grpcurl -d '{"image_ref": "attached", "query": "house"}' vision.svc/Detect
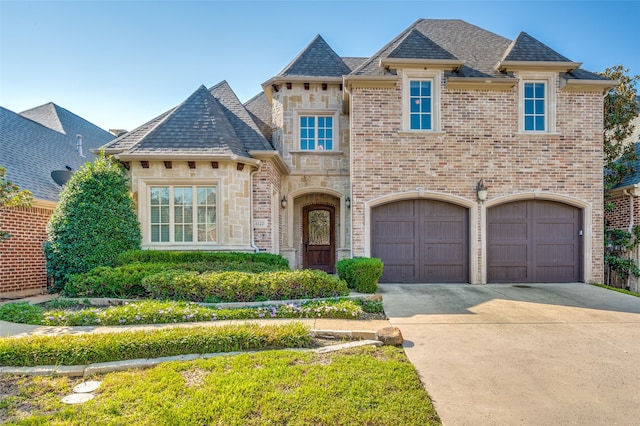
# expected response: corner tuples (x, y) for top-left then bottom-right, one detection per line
(102, 19), (614, 284)
(0, 103), (114, 296)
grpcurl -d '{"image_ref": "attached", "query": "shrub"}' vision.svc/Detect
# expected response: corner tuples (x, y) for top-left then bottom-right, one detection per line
(44, 155), (141, 290)
(143, 269), (349, 303)
(336, 258), (384, 293)
(0, 323), (313, 367)
(0, 302), (43, 324)
(115, 250), (289, 269)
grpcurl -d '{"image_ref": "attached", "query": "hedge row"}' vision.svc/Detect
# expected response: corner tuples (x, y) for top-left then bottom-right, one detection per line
(0, 323), (312, 367)
(63, 260), (288, 298)
(336, 258), (384, 293)
(115, 250), (289, 268)
(143, 270), (349, 303)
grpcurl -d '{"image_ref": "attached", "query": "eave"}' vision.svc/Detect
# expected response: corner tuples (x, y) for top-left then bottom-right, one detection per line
(446, 77), (518, 91)
(561, 78), (618, 93)
(606, 183), (640, 196)
(380, 58), (465, 71)
(248, 150), (291, 175)
(115, 152), (261, 166)
(496, 60), (582, 72)
(261, 76), (344, 104)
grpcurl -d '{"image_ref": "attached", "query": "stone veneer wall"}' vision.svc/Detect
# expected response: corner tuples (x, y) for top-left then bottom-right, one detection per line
(349, 71), (604, 283)
(0, 205), (52, 295)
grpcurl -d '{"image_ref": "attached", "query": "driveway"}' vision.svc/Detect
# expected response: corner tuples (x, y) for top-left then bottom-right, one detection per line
(379, 283), (640, 426)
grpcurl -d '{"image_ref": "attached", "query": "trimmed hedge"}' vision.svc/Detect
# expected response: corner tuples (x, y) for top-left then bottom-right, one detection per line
(63, 260), (289, 299)
(143, 269), (349, 302)
(336, 258), (384, 293)
(0, 323), (312, 367)
(115, 250), (289, 269)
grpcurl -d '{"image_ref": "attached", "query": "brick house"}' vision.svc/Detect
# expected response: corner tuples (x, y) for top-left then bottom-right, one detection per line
(102, 19), (613, 284)
(0, 104), (113, 296)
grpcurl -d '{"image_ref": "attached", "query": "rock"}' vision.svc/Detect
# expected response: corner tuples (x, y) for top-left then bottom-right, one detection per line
(61, 393), (94, 404)
(73, 381), (101, 393)
(376, 327), (403, 346)
(367, 294), (383, 302)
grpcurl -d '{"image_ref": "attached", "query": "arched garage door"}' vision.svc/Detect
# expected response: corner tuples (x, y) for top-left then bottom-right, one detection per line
(487, 200), (582, 283)
(372, 199), (469, 283)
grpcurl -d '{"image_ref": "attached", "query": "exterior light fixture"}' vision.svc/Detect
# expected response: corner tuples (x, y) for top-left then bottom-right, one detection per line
(476, 179), (488, 201)
(280, 195), (287, 209)
(346, 196), (351, 208)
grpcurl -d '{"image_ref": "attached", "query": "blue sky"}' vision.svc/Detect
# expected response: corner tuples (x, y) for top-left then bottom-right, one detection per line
(1, 0), (638, 131)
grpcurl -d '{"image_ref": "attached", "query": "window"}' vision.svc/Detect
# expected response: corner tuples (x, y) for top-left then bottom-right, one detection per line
(409, 80), (432, 130)
(300, 115), (333, 150)
(149, 185), (216, 243)
(523, 82), (546, 131)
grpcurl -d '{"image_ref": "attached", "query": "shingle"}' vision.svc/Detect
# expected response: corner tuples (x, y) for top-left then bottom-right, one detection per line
(502, 32), (572, 62)
(277, 35), (352, 78)
(387, 29), (457, 60)
(612, 142), (640, 188)
(244, 92), (273, 143)
(342, 57), (368, 72)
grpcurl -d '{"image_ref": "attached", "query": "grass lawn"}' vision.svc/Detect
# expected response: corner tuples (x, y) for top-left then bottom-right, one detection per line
(0, 346), (441, 425)
(592, 283), (640, 297)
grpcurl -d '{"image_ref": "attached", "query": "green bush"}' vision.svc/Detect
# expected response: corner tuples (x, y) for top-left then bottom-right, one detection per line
(115, 250), (289, 269)
(336, 258), (384, 293)
(44, 155), (141, 290)
(0, 323), (313, 367)
(144, 269), (349, 303)
(0, 302), (44, 324)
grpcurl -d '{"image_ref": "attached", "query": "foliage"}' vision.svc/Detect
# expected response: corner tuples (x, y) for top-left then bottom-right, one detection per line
(0, 322), (312, 367)
(0, 165), (33, 242)
(599, 65), (639, 190)
(0, 302), (43, 324)
(592, 283), (640, 298)
(63, 259), (291, 299)
(143, 269), (349, 302)
(44, 154), (141, 290)
(604, 226), (640, 280)
(115, 249), (289, 269)
(336, 257), (384, 293)
(0, 347), (441, 425)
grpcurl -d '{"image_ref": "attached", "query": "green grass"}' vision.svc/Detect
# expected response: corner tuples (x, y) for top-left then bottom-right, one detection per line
(0, 346), (441, 425)
(592, 283), (640, 297)
(0, 323), (312, 366)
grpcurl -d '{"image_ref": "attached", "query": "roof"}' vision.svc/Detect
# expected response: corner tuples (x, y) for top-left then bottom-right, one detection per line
(0, 106), (111, 202)
(612, 142), (640, 189)
(244, 92), (273, 143)
(276, 35), (352, 78)
(387, 29), (457, 60)
(103, 82), (272, 159)
(501, 32), (571, 62)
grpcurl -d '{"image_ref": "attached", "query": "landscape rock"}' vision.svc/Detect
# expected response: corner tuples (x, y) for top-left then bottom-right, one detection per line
(376, 326), (403, 346)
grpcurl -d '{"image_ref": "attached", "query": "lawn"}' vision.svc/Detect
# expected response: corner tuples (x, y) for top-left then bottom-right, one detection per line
(1, 346), (441, 425)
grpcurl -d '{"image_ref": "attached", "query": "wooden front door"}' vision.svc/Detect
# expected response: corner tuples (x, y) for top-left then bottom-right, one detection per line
(303, 205), (335, 273)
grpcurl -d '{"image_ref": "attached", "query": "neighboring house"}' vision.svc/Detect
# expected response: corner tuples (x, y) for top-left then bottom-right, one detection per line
(604, 106), (640, 291)
(0, 103), (114, 296)
(102, 19), (614, 284)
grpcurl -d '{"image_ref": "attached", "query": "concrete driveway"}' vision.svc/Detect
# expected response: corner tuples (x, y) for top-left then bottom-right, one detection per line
(379, 283), (640, 426)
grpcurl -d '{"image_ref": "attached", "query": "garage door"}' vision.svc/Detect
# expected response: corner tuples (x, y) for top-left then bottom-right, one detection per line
(372, 199), (469, 283)
(487, 200), (582, 282)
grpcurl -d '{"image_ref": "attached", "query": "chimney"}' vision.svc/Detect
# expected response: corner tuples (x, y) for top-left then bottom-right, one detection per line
(76, 134), (85, 157)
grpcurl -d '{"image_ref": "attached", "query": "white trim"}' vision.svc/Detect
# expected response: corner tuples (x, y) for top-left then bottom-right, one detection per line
(517, 72), (557, 134)
(402, 70), (442, 132)
(363, 190), (479, 284)
(294, 109), (340, 152)
(483, 192), (592, 284)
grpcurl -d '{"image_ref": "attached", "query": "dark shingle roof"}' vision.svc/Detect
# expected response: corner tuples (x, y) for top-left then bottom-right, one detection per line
(387, 28), (457, 60)
(277, 35), (352, 78)
(0, 106), (108, 201)
(502, 32), (572, 62)
(244, 92), (273, 143)
(613, 142), (640, 189)
(342, 57), (368, 72)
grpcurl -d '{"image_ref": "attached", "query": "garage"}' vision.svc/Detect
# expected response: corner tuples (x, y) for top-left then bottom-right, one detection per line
(371, 199), (469, 283)
(487, 200), (582, 282)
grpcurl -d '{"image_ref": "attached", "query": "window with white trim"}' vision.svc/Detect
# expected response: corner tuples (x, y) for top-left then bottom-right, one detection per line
(299, 115), (333, 150)
(523, 81), (546, 131)
(402, 70), (441, 132)
(149, 185), (217, 243)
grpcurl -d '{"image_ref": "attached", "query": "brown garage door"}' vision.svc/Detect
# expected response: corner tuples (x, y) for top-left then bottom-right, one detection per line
(372, 199), (469, 283)
(487, 200), (582, 283)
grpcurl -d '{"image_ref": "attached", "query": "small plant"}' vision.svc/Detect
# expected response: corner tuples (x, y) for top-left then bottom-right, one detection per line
(0, 302), (44, 324)
(336, 257), (384, 293)
(45, 297), (81, 309)
(115, 250), (289, 268)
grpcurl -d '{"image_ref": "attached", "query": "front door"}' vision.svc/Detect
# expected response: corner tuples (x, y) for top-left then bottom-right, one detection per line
(303, 205), (335, 273)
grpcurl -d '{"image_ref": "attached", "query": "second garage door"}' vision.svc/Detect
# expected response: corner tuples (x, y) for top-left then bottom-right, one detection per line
(487, 200), (582, 283)
(372, 199), (469, 283)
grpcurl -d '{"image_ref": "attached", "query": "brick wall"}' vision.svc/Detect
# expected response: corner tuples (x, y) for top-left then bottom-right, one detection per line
(252, 160), (281, 252)
(349, 71), (605, 283)
(0, 205), (53, 295)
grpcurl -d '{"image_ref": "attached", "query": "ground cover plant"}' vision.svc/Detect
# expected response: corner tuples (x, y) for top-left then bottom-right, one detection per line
(0, 323), (312, 367)
(0, 298), (383, 327)
(593, 283), (640, 297)
(0, 346), (441, 425)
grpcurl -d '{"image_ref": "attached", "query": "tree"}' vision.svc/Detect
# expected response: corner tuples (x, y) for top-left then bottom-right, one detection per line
(599, 65), (639, 189)
(44, 154), (141, 290)
(0, 166), (33, 242)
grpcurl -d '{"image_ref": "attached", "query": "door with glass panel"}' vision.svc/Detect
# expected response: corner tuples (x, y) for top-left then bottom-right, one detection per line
(302, 205), (335, 273)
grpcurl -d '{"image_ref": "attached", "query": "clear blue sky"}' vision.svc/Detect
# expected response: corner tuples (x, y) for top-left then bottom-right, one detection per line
(1, 0), (638, 132)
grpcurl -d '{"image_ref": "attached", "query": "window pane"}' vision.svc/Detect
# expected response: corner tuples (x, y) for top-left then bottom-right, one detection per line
(421, 100), (431, 113)
(525, 116), (534, 131)
(524, 83), (534, 98)
(421, 114), (432, 130)
(185, 206), (193, 223)
(534, 83), (545, 98)
(410, 114), (420, 130)
(161, 225), (169, 242)
(175, 207), (183, 223)
(308, 117), (314, 127)
(326, 129), (332, 138)
(318, 129), (324, 138)
(151, 206), (160, 223)
(300, 117), (307, 127)
(410, 81), (420, 96)
(325, 139), (332, 150)
(535, 115), (545, 131)
(301, 129), (307, 138)
(175, 225), (183, 242)
(421, 81), (431, 96)
(410, 98), (420, 113)
(326, 117), (332, 127)
(535, 99), (545, 114)
(524, 99), (534, 114)
(318, 117), (324, 127)
(151, 225), (160, 242)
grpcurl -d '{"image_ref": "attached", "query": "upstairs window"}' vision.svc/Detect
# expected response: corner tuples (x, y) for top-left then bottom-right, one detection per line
(300, 115), (333, 150)
(402, 70), (441, 132)
(524, 82), (546, 131)
(409, 80), (433, 130)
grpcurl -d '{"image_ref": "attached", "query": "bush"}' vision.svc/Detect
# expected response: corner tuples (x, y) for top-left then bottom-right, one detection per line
(144, 269), (349, 303)
(44, 155), (141, 290)
(0, 323), (313, 367)
(336, 258), (384, 293)
(115, 250), (289, 269)
(0, 302), (44, 324)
